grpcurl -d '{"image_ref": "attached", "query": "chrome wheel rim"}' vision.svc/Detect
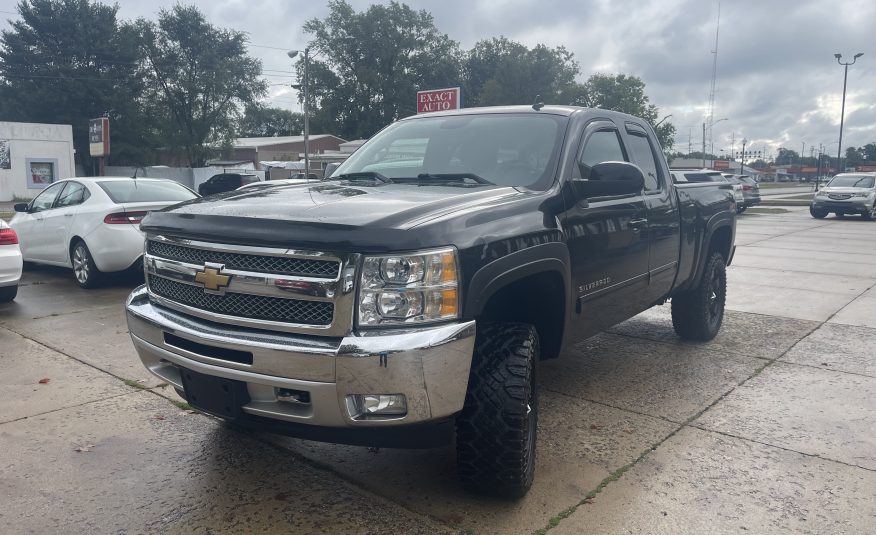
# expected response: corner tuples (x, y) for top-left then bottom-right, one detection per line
(73, 246), (89, 283)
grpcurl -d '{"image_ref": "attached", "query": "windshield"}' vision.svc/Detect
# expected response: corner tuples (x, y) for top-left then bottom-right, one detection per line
(827, 175), (875, 188)
(333, 113), (568, 189)
(98, 180), (198, 203)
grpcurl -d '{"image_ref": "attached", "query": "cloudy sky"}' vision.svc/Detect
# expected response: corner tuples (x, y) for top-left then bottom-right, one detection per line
(3, 0), (875, 158)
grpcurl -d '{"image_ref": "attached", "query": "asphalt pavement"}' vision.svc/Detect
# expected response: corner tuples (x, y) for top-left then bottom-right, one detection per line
(1, 207), (874, 534)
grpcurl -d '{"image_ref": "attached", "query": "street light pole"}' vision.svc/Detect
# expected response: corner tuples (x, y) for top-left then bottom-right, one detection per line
(740, 138), (747, 174)
(288, 48), (311, 177)
(835, 52), (863, 175)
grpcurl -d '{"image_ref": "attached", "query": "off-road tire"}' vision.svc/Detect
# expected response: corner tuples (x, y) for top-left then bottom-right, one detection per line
(671, 252), (727, 341)
(0, 285), (17, 303)
(71, 240), (103, 289)
(456, 322), (539, 499)
(809, 206), (828, 219)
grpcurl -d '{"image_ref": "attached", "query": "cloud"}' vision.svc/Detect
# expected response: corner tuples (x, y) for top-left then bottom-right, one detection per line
(7, 0), (872, 154)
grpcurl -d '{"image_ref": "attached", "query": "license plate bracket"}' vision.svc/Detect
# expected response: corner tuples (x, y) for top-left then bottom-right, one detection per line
(180, 368), (250, 419)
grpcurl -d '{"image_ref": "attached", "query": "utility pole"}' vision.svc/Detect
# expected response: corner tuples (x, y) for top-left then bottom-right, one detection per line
(702, 122), (707, 168)
(688, 128), (692, 156)
(740, 138), (748, 174)
(287, 48), (311, 177)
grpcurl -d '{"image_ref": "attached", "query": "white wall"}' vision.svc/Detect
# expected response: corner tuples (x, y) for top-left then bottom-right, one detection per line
(0, 122), (75, 202)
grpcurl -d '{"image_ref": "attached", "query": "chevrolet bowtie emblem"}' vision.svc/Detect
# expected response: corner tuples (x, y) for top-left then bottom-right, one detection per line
(194, 264), (231, 293)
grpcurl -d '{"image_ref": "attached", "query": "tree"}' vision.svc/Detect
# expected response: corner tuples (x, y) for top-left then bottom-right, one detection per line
(238, 104), (304, 138)
(302, 0), (461, 140)
(845, 146), (864, 167)
(861, 142), (876, 162)
(462, 37), (579, 108)
(575, 74), (676, 151)
(139, 5), (266, 166)
(0, 0), (152, 167)
(774, 147), (799, 166)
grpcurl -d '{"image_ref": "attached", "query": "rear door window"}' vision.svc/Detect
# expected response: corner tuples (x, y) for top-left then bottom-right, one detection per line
(55, 181), (89, 207)
(625, 128), (663, 192)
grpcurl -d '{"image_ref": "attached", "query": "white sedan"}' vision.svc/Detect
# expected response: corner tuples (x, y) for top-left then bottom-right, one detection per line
(10, 177), (198, 288)
(0, 218), (23, 302)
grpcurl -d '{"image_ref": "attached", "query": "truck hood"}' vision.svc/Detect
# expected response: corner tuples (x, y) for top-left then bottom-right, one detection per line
(141, 180), (524, 252)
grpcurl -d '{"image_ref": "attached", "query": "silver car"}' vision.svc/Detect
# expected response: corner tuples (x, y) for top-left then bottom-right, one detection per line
(810, 173), (876, 220)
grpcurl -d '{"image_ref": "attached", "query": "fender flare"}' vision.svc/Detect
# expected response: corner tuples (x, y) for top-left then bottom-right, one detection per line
(687, 213), (735, 290)
(464, 242), (571, 319)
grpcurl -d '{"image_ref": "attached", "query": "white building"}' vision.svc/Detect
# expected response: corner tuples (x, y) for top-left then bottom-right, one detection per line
(0, 122), (76, 201)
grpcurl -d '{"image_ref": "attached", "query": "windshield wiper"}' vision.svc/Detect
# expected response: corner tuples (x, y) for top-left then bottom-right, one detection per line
(415, 173), (494, 185)
(332, 171), (393, 183)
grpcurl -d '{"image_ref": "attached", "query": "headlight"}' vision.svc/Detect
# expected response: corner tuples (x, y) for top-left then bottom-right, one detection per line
(852, 191), (872, 197)
(358, 247), (459, 326)
(816, 190), (829, 197)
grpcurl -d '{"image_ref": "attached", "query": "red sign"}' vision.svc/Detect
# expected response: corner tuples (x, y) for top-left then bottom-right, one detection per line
(856, 165), (876, 172)
(800, 167), (818, 173)
(416, 87), (461, 114)
(713, 160), (730, 170)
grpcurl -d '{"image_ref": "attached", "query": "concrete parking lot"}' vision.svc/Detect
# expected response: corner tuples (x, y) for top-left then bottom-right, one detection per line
(1, 207), (874, 534)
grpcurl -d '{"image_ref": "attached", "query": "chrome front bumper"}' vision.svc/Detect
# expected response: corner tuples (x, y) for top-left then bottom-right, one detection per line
(126, 285), (476, 429)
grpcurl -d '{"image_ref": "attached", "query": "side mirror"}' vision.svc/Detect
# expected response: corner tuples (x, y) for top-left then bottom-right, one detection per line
(13, 203), (29, 213)
(323, 162), (340, 178)
(571, 161), (645, 200)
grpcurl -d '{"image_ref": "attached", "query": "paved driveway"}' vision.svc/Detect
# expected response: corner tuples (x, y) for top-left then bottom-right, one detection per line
(1, 207), (874, 533)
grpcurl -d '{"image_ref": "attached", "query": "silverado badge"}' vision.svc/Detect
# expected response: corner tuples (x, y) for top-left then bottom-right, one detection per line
(194, 263), (232, 294)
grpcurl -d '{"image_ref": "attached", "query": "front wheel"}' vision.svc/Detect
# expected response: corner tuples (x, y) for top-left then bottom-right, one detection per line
(456, 323), (539, 499)
(862, 203), (876, 221)
(71, 240), (103, 289)
(810, 206), (828, 219)
(671, 252), (727, 341)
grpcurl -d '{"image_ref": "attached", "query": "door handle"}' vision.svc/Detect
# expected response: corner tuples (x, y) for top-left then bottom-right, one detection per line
(64, 213), (74, 217)
(629, 218), (647, 231)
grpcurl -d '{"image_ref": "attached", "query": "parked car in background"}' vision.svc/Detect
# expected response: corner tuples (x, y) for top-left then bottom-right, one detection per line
(673, 169), (744, 211)
(723, 174), (761, 212)
(198, 173), (260, 196)
(0, 218), (22, 302)
(10, 178), (199, 288)
(810, 173), (876, 220)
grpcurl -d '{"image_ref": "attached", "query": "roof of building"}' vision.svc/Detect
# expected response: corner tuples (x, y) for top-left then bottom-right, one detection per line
(233, 134), (346, 148)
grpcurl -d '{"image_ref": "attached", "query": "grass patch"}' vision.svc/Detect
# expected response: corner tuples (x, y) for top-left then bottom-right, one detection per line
(774, 193), (814, 200)
(743, 207), (791, 214)
(122, 378), (149, 390)
(757, 182), (812, 189)
(760, 199), (812, 206)
(170, 399), (193, 411)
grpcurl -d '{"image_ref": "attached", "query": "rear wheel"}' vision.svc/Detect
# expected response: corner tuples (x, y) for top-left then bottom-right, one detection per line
(0, 285), (17, 303)
(71, 240), (103, 289)
(456, 322), (539, 499)
(671, 252), (727, 341)
(809, 206), (828, 219)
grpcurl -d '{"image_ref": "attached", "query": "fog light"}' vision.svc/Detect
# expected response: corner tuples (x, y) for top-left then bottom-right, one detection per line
(276, 388), (310, 404)
(345, 394), (407, 419)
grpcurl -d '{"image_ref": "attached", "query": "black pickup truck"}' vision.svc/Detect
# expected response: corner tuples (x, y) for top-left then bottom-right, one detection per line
(126, 105), (736, 498)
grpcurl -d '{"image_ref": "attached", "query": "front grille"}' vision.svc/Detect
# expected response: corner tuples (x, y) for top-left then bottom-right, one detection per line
(147, 240), (339, 278)
(148, 275), (333, 326)
(829, 194), (852, 200)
